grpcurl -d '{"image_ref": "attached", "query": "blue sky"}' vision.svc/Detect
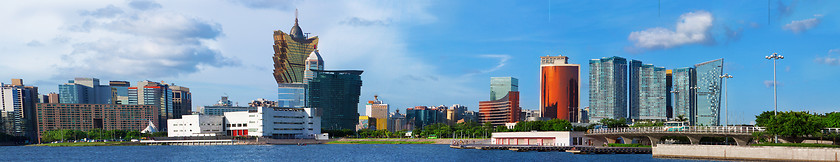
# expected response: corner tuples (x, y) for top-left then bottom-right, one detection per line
(0, 0), (838, 124)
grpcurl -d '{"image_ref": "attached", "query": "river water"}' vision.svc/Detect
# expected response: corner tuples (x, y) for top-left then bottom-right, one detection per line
(1, 144), (719, 161)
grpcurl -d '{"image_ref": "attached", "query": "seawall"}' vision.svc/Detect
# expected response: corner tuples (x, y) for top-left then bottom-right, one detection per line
(653, 144), (840, 161)
(334, 138), (489, 144)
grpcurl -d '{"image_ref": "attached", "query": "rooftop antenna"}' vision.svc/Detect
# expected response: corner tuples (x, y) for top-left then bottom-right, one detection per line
(295, 8), (299, 23)
(374, 94), (379, 101)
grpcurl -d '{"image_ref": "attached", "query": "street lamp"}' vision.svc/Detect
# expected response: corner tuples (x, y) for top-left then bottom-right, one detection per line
(719, 74), (733, 128)
(765, 53), (783, 143)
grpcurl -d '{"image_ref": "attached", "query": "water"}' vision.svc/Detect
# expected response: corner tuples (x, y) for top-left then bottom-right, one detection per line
(0, 144), (718, 161)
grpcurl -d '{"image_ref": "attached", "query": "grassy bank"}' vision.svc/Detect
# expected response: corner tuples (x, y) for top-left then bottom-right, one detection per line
(30, 142), (144, 147)
(326, 141), (435, 144)
(751, 143), (840, 148)
(608, 143), (651, 147)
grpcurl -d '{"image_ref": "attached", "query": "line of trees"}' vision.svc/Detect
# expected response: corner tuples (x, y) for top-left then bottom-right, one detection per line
(40, 129), (167, 143)
(329, 119), (587, 139)
(753, 111), (840, 143)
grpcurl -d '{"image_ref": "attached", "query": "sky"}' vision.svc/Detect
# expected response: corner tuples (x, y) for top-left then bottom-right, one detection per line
(1, 0), (838, 125)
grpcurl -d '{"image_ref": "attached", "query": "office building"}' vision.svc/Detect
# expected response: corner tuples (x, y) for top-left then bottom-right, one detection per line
(35, 103), (158, 139)
(479, 91), (520, 126)
(388, 110), (407, 131)
(693, 59), (724, 126)
(540, 55), (580, 122)
(629, 60), (668, 121)
(490, 77), (518, 101)
(405, 106), (446, 130)
(0, 79), (38, 139)
(589, 56), (628, 123)
(665, 70), (673, 119)
(200, 106), (257, 116)
(43, 93), (59, 104)
(170, 85), (192, 119)
(167, 115), (224, 137)
(521, 109), (541, 121)
(365, 95), (388, 130)
(304, 50), (324, 84)
(59, 78), (112, 104)
(447, 104), (467, 124)
(224, 107), (321, 139)
(461, 111), (479, 123)
(278, 83), (306, 108)
(273, 13), (319, 84)
(579, 107), (590, 123)
(109, 81), (130, 104)
(307, 70), (363, 130)
(129, 81), (176, 130)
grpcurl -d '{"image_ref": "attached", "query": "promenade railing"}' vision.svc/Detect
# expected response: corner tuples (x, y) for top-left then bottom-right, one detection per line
(586, 126), (766, 134)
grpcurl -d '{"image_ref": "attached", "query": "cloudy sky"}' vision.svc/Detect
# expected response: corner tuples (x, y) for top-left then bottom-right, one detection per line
(1, 0), (838, 124)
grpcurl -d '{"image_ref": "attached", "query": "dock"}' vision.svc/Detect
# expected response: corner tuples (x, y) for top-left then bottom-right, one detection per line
(451, 144), (651, 154)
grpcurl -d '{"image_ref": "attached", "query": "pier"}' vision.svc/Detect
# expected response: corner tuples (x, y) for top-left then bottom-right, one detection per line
(451, 144), (651, 154)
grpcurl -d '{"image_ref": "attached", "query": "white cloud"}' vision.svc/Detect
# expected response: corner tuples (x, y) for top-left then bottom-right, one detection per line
(783, 15), (822, 33)
(815, 49), (840, 65)
(628, 10), (714, 49)
(763, 80), (783, 88)
(476, 54), (511, 74)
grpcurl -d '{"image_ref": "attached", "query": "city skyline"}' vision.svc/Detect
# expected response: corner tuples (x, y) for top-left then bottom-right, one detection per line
(2, 0), (840, 125)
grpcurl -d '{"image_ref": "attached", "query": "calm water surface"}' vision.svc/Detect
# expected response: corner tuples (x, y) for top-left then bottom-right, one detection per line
(1, 144), (721, 161)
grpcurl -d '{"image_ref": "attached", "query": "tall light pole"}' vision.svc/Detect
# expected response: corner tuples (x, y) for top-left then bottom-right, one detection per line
(720, 74), (733, 127)
(765, 53), (783, 143)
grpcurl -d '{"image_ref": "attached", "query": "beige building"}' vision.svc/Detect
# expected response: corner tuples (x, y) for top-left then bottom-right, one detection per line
(365, 96), (388, 130)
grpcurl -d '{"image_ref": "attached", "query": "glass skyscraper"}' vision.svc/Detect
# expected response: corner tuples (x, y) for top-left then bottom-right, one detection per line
(539, 55), (580, 122)
(490, 77), (518, 100)
(278, 83), (306, 108)
(59, 78), (112, 104)
(629, 60), (667, 121)
(273, 15), (319, 84)
(307, 70), (363, 130)
(671, 67), (695, 124)
(589, 56), (627, 123)
(694, 59), (723, 126)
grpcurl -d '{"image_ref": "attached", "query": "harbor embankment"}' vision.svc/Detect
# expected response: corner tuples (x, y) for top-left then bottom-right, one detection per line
(653, 144), (840, 161)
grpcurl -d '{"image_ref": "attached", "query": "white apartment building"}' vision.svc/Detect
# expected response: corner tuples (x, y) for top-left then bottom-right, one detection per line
(167, 115), (225, 137)
(224, 107), (320, 139)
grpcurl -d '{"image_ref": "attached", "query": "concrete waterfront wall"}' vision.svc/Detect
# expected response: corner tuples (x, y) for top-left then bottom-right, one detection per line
(653, 144), (840, 161)
(335, 138), (489, 144)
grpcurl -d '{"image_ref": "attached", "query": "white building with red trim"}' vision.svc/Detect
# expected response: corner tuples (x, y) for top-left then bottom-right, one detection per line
(491, 131), (591, 146)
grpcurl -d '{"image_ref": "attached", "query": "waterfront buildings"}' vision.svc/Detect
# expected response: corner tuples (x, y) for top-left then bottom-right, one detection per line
(521, 109), (541, 121)
(540, 55), (580, 122)
(167, 115), (224, 137)
(579, 107), (590, 123)
(170, 85), (192, 119)
(405, 106), (447, 130)
(629, 60), (668, 121)
(277, 83), (307, 108)
(46, 93), (59, 103)
(249, 98), (278, 107)
(59, 78), (112, 104)
(307, 70), (363, 130)
(35, 103), (158, 139)
(224, 107), (321, 139)
(388, 110), (407, 131)
(671, 67), (695, 124)
(589, 56), (628, 123)
(128, 80), (192, 130)
(491, 131), (590, 146)
(357, 116), (375, 130)
(693, 59), (724, 126)
(490, 77), (518, 101)
(365, 96), (388, 130)
(479, 91), (520, 126)
(447, 104), (467, 124)
(0, 79), (38, 139)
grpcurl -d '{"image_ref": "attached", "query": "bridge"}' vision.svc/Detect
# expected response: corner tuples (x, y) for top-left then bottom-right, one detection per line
(585, 126), (765, 146)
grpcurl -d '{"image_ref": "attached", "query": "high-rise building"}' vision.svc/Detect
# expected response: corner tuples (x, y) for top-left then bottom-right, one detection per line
(521, 109), (541, 121)
(307, 70), (363, 130)
(629, 60), (668, 121)
(579, 107), (590, 123)
(273, 13), (319, 84)
(479, 91), (520, 126)
(59, 78), (112, 104)
(365, 95), (388, 130)
(109, 81), (130, 104)
(666, 70), (673, 119)
(405, 106), (446, 130)
(539, 55), (580, 122)
(129, 81), (175, 130)
(45, 93), (60, 104)
(304, 50), (324, 84)
(170, 85), (192, 119)
(589, 56), (628, 123)
(277, 83), (306, 108)
(490, 77), (518, 101)
(0, 79), (38, 139)
(35, 103), (158, 140)
(447, 104), (467, 124)
(671, 67), (696, 124)
(694, 59), (723, 126)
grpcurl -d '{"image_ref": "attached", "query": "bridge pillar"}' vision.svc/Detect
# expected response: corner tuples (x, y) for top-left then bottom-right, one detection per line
(646, 135), (662, 146)
(619, 136), (633, 144)
(733, 136), (751, 146)
(687, 135), (701, 145)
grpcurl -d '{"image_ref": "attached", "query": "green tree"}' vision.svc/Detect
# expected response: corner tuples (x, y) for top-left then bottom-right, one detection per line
(823, 112), (840, 128)
(599, 118), (628, 128)
(756, 111), (825, 139)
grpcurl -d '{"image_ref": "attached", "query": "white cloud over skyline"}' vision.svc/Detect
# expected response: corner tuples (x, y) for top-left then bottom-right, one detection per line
(783, 15), (822, 34)
(628, 10), (714, 49)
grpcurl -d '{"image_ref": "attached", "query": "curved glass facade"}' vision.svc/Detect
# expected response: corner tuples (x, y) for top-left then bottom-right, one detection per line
(540, 65), (579, 121)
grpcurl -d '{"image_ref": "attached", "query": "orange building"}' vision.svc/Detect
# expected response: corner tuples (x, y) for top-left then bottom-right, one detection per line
(540, 55), (580, 122)
(479, 91), (520, 126)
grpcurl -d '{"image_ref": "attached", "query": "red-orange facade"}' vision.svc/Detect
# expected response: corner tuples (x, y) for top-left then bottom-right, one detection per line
(540, 65), (580, 122)
(479, 91), (520, 126)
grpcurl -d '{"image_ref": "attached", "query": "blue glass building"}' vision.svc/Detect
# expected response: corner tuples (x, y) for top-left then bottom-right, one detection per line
(490, 77), (518, 100)
(589, 56), (627, 123)
(629, 60), (668, 121)
(307, 70), (363, 130)
(694, 59), (723, 126)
